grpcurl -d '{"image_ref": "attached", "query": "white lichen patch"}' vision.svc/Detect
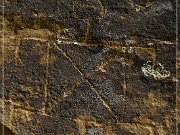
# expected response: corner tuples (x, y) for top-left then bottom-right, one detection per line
(141, 61), (171, 80)
(56, 27), (76, 43)
(133, 4), (142, 12)
(122, 46), (133, 53)
(122, 39), (135, 53)
(125, 39), (136, 45)
(148, 43), (154, 46)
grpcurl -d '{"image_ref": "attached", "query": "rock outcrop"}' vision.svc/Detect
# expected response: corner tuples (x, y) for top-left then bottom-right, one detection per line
(0, 0), (179, 135)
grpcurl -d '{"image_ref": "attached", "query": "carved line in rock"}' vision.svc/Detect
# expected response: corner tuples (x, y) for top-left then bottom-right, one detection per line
(53, 43), (119, 123)
(43, 43), (50, 114)
(71, 0), (107, 43)
(55, 38), (166, 124)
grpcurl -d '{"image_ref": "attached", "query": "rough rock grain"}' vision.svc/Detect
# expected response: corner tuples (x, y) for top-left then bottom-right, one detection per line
(0, 0), (179, 135)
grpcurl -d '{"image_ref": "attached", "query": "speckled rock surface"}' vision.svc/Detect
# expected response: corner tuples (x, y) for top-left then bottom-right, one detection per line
(0, 0), (179, 135)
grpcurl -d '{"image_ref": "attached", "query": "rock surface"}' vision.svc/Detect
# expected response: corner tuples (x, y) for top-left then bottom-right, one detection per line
(0, 0), (179, 135)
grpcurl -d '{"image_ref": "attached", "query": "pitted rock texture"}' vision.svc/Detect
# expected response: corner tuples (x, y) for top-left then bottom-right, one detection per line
(0, 0), (179, 135)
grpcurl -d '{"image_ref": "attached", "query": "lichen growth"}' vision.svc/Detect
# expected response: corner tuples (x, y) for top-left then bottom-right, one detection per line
(122, 39), (134, 53)
(56, 28), (76, 42)
(141, 61), (171, 80)
(122, 46), (133, 53)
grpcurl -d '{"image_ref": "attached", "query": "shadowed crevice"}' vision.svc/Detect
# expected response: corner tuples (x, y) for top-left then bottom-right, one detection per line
(0, 123), (15, 135)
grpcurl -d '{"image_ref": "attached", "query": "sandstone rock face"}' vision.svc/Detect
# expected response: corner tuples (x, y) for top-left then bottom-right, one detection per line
(0, 0), (179, 135)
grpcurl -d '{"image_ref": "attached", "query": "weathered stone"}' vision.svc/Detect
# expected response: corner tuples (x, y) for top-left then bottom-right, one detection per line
(0, 0), (178, 134)
(46, 81), (117, 123)
(3, 39), (47, 110)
